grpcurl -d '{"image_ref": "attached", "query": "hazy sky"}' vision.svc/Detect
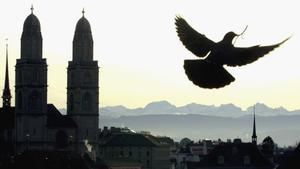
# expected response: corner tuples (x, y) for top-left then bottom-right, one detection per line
(0, 0), (299, 110)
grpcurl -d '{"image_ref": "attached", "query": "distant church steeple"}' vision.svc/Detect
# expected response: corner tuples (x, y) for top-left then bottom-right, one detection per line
(252, 106), (257, 145)
(2, 40), (12, 107)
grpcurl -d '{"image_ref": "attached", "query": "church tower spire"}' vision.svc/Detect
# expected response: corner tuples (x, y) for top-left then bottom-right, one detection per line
(252, 105), (257, 145)
(67, 10), (99, 154)
(16, 7), (47, 113)
(72, 9), (93, 62)
(21, 5), (42, 60)
(2, 39), (12, 107)
(15, 7), (47, 152)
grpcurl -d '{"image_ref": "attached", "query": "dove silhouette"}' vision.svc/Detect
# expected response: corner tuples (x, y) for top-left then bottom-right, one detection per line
(175, 16), (289, 89)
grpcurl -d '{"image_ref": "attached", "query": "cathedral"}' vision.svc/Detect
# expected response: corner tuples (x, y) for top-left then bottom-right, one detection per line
(0, 8), (99, 157)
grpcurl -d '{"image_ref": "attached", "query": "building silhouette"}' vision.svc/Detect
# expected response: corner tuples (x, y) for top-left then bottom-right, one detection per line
(0, 41), (15, 159)
(98, 127), (173, 169)
(0, 8), (99, 157)
(188, 140), (273, 169)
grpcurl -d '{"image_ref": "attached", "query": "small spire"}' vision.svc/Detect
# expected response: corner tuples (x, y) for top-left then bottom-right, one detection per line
(5, 38), (9, 89)
(2, 38), (12, 107)
(252, 105), (257, 145)
(5, 38), (8, 54)
(82, 8), (85, 17)
(30, 4), (34, 14)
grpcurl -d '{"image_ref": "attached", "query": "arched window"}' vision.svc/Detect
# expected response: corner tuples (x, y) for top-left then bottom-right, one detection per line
(71, 72), (75, 85)
(17, 92), (22, 109)
(32, 70), (38, 82)
(84, 71), (92, 85)
(29, 91), (41, 111)
(69, 93), (74, 111)
(82, 92), (92, 111)
(18, 71), (23, 83)
(55, 130), (68, 148)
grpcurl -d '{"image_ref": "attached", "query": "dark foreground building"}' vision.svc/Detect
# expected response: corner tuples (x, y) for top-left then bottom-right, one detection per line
(98, 127), (173, 169)
(187, 140), (273, 169)
(277, 144), (300, 169)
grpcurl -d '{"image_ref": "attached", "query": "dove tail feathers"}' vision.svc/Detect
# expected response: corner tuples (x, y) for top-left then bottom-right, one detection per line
(184, 60), (235, 89)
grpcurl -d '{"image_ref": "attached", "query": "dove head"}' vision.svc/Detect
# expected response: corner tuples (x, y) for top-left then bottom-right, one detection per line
(223, 32), (238, 44)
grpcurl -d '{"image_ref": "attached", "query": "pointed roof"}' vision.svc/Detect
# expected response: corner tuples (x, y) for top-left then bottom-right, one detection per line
(102, 133), (157, 147)
(2, 41), (12, 107)
(252, 106), (257, 138)
(72, 9), (94, 62)
(46, 104), (77, 128)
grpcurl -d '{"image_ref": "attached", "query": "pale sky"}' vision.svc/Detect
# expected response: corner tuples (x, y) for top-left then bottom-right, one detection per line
(0, 0), (299, 110)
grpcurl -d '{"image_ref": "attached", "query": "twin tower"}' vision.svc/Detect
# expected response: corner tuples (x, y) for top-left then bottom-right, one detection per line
(14, 9), (99, 152)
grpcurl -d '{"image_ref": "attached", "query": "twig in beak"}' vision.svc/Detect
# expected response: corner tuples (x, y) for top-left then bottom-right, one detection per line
(238, 25), (248, 36)
(233, 25), (248, 45)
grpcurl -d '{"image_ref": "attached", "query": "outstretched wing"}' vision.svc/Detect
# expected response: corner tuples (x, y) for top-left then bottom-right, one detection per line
(175, 16), (215, 58)
(224, 38), (289, 67)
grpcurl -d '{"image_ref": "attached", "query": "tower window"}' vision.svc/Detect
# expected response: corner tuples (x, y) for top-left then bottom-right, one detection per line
(69, 94), (74, 111)
(18, 92), (22, 109)
(18, 71), (23, 83)
(82, 92), (92, 111)
(29, 91), (41, 111)
(71, 72), (75, 85)
(33, 70), (38, 82)
(84, 71), (92, 85)
(55, 130), (68, 148)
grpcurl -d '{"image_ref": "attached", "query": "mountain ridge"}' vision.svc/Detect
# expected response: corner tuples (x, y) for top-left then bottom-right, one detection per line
(59, 101), (300, 146)
(99, 100), (299, 118)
